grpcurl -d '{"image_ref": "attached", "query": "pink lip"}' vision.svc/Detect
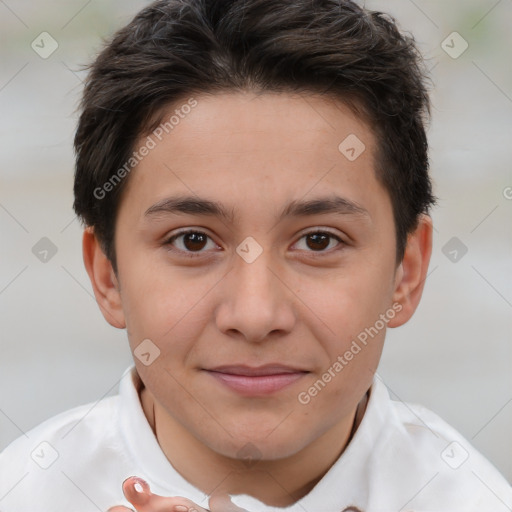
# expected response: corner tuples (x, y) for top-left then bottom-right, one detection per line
(204, 365), (309, 395)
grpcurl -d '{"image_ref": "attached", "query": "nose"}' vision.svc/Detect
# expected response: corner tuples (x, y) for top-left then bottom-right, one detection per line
(214, 245), (297, 343)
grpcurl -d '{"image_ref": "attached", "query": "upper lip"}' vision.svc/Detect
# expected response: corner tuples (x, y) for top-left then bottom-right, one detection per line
(205, 364), (309, 376)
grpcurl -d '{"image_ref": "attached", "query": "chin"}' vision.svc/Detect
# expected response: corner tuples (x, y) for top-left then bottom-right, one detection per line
(205, 428), (310, 462)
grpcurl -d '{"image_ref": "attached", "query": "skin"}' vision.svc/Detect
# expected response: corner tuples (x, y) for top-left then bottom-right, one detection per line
(107, 476), (248, 512)
(83, 91), (433, 511)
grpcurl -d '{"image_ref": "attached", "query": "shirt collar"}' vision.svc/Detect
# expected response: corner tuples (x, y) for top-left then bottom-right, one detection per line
(118, 364), (392, 511)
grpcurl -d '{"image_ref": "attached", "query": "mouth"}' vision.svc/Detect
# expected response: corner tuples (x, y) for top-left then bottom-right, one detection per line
(203, 364), (310, 395)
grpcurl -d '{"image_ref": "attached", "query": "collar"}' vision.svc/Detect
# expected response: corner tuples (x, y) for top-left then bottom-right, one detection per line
(118, 365), (392, 511)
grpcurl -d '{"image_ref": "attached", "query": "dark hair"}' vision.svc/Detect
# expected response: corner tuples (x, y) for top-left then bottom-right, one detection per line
(73, 0), (436, 273)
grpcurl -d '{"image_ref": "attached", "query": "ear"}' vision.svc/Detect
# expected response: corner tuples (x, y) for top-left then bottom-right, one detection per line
(387, 215), (433, 328)
(82, 227), (126, 329)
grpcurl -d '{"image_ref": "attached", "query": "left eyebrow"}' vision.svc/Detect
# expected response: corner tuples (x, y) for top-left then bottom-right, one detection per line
(279, 196), (370, 221)
(143, 194), (370, 223)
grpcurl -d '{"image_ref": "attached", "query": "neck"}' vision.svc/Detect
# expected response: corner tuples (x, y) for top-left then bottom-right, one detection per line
(139, 386), (368, 507)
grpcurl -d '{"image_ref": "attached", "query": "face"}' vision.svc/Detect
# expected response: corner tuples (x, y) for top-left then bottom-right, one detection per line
(88, 91), (426, 461)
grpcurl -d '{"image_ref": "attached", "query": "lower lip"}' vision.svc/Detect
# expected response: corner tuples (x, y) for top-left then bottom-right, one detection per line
(205, 371), (307, 395)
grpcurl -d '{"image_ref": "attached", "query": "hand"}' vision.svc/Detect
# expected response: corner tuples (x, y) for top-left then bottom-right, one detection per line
(107, 476), (250, 512)
(107, 476), (208, 512)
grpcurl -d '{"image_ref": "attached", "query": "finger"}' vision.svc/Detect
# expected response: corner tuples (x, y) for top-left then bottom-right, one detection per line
(208, 493), (250, 512)
(122, 476), (210, 512)
(122, 476), (151, 509)
(107, 507), (134, 512)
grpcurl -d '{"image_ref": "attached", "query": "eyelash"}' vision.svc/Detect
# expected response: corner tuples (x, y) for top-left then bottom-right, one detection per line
(163, 228), (345, 258)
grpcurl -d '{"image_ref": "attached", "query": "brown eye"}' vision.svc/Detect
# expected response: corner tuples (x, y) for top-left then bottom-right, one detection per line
(306, 232), (331, 251)
(295, 230), (344, 253)
(181, 232), (208, 251)
(165, 229), (218, 257)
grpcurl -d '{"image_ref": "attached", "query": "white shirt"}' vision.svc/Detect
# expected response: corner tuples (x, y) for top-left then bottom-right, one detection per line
(0, 365), (510, 511)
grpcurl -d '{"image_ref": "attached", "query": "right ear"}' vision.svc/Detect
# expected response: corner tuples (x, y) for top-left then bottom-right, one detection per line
(82, 227), (126, 329)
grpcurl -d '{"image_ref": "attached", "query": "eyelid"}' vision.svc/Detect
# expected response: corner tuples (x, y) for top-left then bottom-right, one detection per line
(296, 226), (348, 244)
(166, 227), (214, 240)
(164, 228), (221, 257)
(297, 226), (344, 239)
(164, 227), (348, 256)
(292, 228), (346, 252)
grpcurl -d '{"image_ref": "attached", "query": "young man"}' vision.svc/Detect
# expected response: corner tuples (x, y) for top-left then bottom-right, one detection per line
(1, 0), (511, 510)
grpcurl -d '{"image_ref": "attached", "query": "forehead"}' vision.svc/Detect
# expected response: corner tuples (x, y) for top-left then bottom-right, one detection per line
(118, 91), (390, 224)
(148, 91), (373, 153)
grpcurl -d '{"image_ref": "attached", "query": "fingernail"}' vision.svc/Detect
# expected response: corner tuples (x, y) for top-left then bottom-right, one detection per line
(123, 475), (148, 487)
(131, 477), (149, 493)
(174, 506), (189, 512)
(122, 476), (151, 505)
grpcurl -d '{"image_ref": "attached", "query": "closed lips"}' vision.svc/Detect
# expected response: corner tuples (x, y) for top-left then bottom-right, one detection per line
(205, 365), (309, 376)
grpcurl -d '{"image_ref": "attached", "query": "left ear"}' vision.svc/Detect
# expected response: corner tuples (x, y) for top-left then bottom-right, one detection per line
(387, 214), (433, 328)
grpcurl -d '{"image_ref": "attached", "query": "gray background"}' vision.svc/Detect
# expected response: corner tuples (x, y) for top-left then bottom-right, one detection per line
(1, 0), (511, 483)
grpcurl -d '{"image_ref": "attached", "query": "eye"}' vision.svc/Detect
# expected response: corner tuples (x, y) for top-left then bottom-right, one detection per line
(164, 229), (219, 257)
(164, 228), (345, 258)
(294, 230), (345, 253)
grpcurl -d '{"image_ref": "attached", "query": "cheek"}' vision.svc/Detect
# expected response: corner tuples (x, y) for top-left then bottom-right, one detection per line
(296, 328), (385, 418)
(299, 262), (393, 387)
(118, 254), (195, 333)
(305, 263), (394, 331)
(121, 278), (218, 372)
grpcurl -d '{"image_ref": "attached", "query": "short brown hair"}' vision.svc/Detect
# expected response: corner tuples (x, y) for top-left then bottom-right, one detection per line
(73, 0), (436, 273)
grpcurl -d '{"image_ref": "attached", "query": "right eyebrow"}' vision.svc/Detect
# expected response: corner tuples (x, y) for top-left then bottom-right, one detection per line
(144, 195), (235, 223)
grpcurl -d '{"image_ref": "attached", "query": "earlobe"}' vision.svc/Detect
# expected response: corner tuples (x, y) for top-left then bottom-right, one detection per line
(387, 215), (433, 328)
(82, 227), (126, 329)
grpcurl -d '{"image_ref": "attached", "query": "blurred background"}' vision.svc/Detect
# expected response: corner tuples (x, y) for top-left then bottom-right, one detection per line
(0, 0), (511, 484)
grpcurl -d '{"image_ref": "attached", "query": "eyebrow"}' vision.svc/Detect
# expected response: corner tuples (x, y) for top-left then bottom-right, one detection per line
(144, 194), (370, 223)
